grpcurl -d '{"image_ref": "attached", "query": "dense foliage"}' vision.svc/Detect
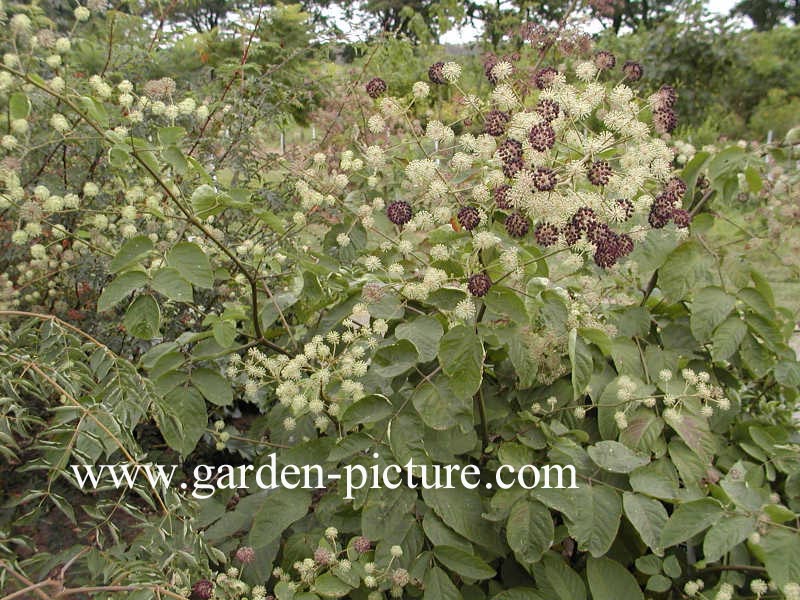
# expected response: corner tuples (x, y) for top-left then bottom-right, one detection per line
(0, 3), (798, 600)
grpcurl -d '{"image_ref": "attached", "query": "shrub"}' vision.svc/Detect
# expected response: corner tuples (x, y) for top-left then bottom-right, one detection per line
(0, 4), (798, 600)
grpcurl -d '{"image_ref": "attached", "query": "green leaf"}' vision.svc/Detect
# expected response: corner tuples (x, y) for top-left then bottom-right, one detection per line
(774, 360), (800, 387)
(371, 340), (418, 377)
(166, 242), (214, 288)
(707, 146), (745, 181)
(110, 236), (153, 273)
(423, 566), (463, 600)
(690, 287), (735, 341)
(659, 241), (711, 302)
(154, 385), (207, 455)
(191, 184), (225, 219)
(588, 441), (650, 474)
(123, 295), (161, 339)
(587, 556), (644, 600)
(646, 574), (672, 593)
(483, 286), (528, 323)
(566, 484), (621, 557)
(660, 498), (724, 548)
(250, 487), (310, 548)
(623, 492), (668, 555)
(109, 145), (131, 168)
(422, 487), (505, 554)
(191, 368), (233, 406)
(703, 516), (756, 562)
(635, 555), (662, 575)
(711, 316), (747, 362)
(506, 499), (553, 564)
(157, 126), (186, 146)
(9, 93), (31, 120)
(341, 394), (393, 428)
(762, 529), (800, 588)
(491, 589), (546, 600)
(163, 145), (188, 174)
(311, 574), (352, 598)
(438, 325), (484, 400)
(97, 271), (147, 312)
(534, 553), (586, 600)
(663, 410), (716, 463)
(568, 329), (593, 400)
(275, 581), (295, 600)
(151, 267), (193, 302)
(413, 377), (471, 431)
(433, 545), (496, 580)
(212, 320), (238, 348)
(681, 151), (710, 198)
(395, 316), (443, 362)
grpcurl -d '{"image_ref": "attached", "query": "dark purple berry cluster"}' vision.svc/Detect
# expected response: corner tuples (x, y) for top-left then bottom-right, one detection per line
(468, 273), (492, 297)
(588, 160), (612, 186)
(529, 122), (556, 152)
(365, 77), (387, 99)
(428, 62), (446, 84)
(387, 200), (412, 226)
(484, 109), (510, 136)
(458, 206), (481, 230)
(594, 50), (616, 70)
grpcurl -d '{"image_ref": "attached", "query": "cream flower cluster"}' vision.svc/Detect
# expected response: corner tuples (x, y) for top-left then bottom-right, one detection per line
(226, 305), (387, 431)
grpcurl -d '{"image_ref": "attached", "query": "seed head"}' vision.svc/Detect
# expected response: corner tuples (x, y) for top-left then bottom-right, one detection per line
(587, 160), (612, 186)
(467, 273), (492, 297)
(622, 60), (644, 81)
(653, 108), (678, 134)
(457, 206), (481, 231)
(494, 184), (512, 209)
(535, 222), (559, 246)
(428, 62), (446, 84)
(387, 200), (412, 225)
(505, 212), (530, 237)
(532, 166), (557, 191)
(535, 98), (560, 121)
(235, 546), (256, 564)
(672, 208), (691, 228)
(484, 109), (510, 136)
(191, 580), (214, 600)
(366, 77), (387, 99)
(528, 122), (556, 152)
(594, 50), (616, 70)
(534, 66), (558, 89)
(353, 536), (372, 554)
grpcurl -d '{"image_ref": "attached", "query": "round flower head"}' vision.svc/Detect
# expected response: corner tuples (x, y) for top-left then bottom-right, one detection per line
(532, 166), (558, 191)
(594, 50), (616, 70)
(366, 77), (387, 99)
(467, 273), (492, 297)
(191, 580), (214, 600)
(529, 122), (556, 152)
(428, 61), (446, 84)
(353, 536), (371, 553)
(505, 212), (530, 237)
(74, 6), (91, 21)
(588, 160), (612, 186)
(484, 109), (510, 136)
(494, 184), (513, 209)
(535, 222), (559, 247)
(387, 201), (412, 226)
(412, 81), (430, 98)
(457, 206), (481, 231)
(536, 98), (560, 121)
(534, 67), (559, 89)
(622, 60), (644, 81)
